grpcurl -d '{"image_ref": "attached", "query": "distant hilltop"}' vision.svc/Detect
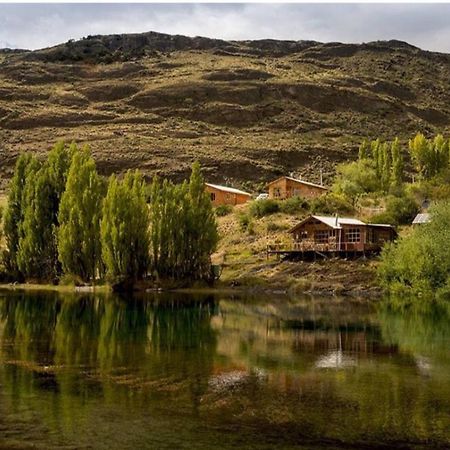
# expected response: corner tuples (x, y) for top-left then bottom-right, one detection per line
(1, 30), (444, 64)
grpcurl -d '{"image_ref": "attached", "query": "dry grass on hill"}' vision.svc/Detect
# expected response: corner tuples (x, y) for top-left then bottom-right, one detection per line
(1, 32), (449, 192)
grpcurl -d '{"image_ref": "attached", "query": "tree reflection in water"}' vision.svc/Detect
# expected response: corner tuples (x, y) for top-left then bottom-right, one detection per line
(0, 292), (448, 450)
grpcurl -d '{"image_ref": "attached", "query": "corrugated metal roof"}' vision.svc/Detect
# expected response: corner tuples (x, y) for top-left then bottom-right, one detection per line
(205, 183), (252, 196)
(312, 215), (366, 229)
(289, 215), (367, 232)
(412, 213), (430, 224)
(267, 176), (328, 190)
(366, 223), (395, 228)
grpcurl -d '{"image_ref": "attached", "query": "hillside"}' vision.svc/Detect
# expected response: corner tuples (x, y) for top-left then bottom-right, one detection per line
(1, 31), (449, 190)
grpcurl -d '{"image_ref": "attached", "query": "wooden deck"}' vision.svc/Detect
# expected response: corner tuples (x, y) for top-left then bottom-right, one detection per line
(267, 240), (382, 259)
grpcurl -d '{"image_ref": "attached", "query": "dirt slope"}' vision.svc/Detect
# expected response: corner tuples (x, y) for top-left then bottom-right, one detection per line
(1, 31), (449, 189)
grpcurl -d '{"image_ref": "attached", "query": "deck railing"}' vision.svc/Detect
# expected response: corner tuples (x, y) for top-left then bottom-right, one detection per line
(267, 240), (364, 253)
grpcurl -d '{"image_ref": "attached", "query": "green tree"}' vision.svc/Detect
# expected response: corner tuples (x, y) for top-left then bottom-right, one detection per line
(17, 164), (57, 279)
(149, 162), (218, 281)
(379, 200), (450, 297)
(185, 161), (219, 280)
(371, 138), (381, 177)
(2, 153), (36, 274)
(390, 137), (404, 188)
(358, 139), (370, 160)
(16, 142), (73, 280)
(432, 134), (449, 175)
(380, 142), (391, 191)
(101, 170), (150, 283)
(58, 146), (104, 282)
(333, 160), (379, 199)
(409, 132), (431, 178)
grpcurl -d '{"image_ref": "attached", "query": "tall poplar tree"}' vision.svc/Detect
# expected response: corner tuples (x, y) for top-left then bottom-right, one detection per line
(17, 164), (57, 279)
(358, 139), (370, 160)
(186, 161), (218, 280)
(2, 153), (36, 273)
(58, 146), (104, 282)
(409, 132), (431, 178)
(101, 170), (150, 283)
(15, 142), (72, 280)
(390, 137), (404, 187)
(381, 142), (391, 192)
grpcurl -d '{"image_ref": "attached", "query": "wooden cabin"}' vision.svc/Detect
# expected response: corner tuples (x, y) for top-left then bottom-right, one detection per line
(269, 215), (396, 257)
(205, 183), (252, 207)
(267, 176), (328, 200)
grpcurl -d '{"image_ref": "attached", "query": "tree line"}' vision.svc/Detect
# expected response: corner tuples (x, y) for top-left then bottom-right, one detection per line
(1, 142), (218, 286)
(357, 132), (450, 189)
(332, 133), (449, 224)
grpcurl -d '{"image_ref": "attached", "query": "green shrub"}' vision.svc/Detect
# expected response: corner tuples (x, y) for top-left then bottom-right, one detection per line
(59, 273), (85, 286)
(266, 221), (289, 233)
(333, 160), (379, 198)
(279, 196), (309, 214)
(378, 200), (450, 298)
(215, 204), (233, 216)
(249, 199), (279, 218)
(310, 193), (355, 216)
(371, 195), (419, 226)
(238, 213), (254, 234)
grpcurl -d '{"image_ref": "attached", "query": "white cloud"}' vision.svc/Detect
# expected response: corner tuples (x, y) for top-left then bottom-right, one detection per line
(0, 4), (449, 53)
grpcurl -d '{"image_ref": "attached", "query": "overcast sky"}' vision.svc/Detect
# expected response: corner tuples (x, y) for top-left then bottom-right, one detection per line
(1, 3), (450, 53)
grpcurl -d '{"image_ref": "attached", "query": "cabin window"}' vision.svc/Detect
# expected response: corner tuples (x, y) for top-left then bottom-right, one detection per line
(345, 228), (361, 243)
(273, 188), (282, 198)
(314, 230), (329, 243)
(210, 192), (216, 201)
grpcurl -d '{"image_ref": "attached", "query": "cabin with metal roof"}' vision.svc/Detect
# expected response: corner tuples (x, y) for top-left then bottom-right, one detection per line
(267, 176), (328, 200)
(205, 183), (252, 207)
(268, 215), (396, 258)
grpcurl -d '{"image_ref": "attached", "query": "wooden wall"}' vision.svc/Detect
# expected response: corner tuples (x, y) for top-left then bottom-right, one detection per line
(268, 178), (327, 200)
(205, 185), (251, 206)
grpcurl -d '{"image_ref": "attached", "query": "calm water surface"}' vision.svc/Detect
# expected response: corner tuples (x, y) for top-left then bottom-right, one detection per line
(0, 291), (449, 449)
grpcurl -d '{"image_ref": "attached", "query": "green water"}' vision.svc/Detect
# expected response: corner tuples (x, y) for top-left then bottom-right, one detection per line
(0, 291), (449, 449)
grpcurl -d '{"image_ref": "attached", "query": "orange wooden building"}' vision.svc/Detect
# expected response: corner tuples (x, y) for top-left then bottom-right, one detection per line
(268, 215), (396, 257)
(267, 176), (328, 200)
(205, 183), (252, 207)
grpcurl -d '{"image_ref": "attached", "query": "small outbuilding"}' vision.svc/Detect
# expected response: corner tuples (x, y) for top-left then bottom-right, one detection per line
(412, 213), (430, 225)
(267, 176), (328, 200)
(205, 183), (252, 207)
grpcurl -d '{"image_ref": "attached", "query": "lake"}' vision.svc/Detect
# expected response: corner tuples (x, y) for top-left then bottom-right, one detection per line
(0, 290), (449, 449)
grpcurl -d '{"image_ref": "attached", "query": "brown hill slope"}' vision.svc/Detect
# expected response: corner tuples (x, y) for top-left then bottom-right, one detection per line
(0, 31), (449, 189)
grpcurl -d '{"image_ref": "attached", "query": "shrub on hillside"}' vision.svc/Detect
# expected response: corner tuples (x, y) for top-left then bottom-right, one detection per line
(310, 193), (355, 216)
(249, 199), (279, 218)
(266, 221), (289, 233)
(371, 195), (419, 226)
(215, 204), (233, 216)
(378, 200), (450, 298)
(333, 160), (379, 198)
(279, 196), (309, 214)
(238, 213), (254, 234)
